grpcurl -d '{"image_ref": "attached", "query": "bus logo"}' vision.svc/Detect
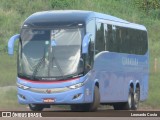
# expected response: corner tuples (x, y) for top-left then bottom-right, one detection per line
(122, 57), (138, 66)
(46, 89), (52, 94)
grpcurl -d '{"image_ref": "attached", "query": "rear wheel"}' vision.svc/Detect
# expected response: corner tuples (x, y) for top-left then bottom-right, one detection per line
(123, 87), (134, 110)
(70, 86), (100, 112)
(113, 87), (134, 110)
(29, 104), (44, 111)
(133, 87), (140, 110)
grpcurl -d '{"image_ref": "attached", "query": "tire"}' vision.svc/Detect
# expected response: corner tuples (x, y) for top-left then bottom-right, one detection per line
(133, 87), (140, 110)
(29, 104), (44, 111)
(70, 86), (100, 112)
(89, 85), (100, 111)
(113, 87), (134, 110)
(123, 87), (134, 110)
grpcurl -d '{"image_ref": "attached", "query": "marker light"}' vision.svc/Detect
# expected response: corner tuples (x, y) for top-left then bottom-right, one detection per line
(17, 83), (30, 90)
(68, 83), (84, 89)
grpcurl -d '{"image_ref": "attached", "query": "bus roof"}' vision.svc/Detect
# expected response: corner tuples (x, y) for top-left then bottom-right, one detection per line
(23, 10), (146, 30)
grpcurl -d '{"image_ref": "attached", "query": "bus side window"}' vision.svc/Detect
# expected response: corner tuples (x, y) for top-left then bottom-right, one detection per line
(95, 22), (105, 54)
(107, 24), (113, 52)
(104, 24), (108, 51)
(85, 19), (96, 73)
(83, 39), (94, 73)
(88, 40), (94, 67)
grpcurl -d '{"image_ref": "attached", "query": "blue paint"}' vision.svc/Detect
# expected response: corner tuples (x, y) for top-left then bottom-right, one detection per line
(93, 52), (149, 102)
(17, 73), (94, 104)
(82, 33), (92, 53)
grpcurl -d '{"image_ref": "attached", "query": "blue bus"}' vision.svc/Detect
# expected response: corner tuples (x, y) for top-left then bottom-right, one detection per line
(8, 10), (149, 111)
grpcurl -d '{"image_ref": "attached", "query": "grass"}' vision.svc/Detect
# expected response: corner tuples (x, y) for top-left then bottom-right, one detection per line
(145, 73), (160, 108)
(0, 87), (19, 108)
(0, 54), (18, 109)
(0, 54), (17, 86)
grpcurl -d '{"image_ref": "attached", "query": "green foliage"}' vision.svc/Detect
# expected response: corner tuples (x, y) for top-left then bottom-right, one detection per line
(134, 0), (160, 11)
(145, 73), (160, 108)
(133, 0), (160, 19)
(0, 86), (23, 108)
(0, 54), (17, 86)
(50, 0), (75, 9)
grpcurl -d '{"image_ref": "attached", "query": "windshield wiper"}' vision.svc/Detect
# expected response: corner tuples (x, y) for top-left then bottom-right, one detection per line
(63, 74), (83, 79)
(32, 56), (45, 79)
(32, 47), (46, 79)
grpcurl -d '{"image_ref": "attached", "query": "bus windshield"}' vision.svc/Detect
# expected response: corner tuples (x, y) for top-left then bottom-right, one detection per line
(18, 27), (84, 80)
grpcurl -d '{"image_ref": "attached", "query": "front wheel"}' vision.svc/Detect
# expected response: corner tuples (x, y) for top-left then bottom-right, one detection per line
(70, 86), (100, 112)
(29, 104), (44, 111)
(89, 85), (100, 111)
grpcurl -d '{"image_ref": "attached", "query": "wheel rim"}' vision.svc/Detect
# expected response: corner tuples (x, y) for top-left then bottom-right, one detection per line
(128, 88), (134, 109)
(134, 89), (140, 109)
(128, 93), (132, 109)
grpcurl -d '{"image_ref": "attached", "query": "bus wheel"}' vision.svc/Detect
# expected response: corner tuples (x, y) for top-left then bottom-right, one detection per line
(70, 86), (100, 112)
(89, 85), (100, 111)
(124, 87), (134, 110)
(29, 104), (44, 111)
(133, 87), (140, 110)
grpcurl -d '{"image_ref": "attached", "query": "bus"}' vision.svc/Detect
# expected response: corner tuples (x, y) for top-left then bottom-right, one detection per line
(8, 10), (149, 111)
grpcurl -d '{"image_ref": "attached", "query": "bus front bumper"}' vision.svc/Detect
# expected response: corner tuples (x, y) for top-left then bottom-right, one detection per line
(17, 86), (90, 104)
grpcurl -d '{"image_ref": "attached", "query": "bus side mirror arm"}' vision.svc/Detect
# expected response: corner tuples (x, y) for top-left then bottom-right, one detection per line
(8, 34), (20, 55)
(82, 33), (92, 54)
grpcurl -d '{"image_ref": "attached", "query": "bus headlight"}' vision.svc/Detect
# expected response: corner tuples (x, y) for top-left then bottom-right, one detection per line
(68, 83), (84, 89)
(17, 83), (30, 90)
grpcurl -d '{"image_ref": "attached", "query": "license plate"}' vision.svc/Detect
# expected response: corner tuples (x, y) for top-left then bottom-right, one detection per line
(43, 98), (55, 103)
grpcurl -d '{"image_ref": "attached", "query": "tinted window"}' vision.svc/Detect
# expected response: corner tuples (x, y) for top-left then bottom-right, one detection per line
(105, 24), (148, 55)
(95, 23), (105, 53)
(117, 27), (148, 55)
(86, 19), (96, 69)
(95, 21), (148, 55)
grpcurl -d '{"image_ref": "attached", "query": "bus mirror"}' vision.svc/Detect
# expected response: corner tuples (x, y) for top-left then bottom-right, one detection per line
(82, 33), (92, 54)
(8, 34), (20, 55)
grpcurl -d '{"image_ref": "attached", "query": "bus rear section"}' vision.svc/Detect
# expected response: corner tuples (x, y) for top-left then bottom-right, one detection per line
(93, 18), (149, 110)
